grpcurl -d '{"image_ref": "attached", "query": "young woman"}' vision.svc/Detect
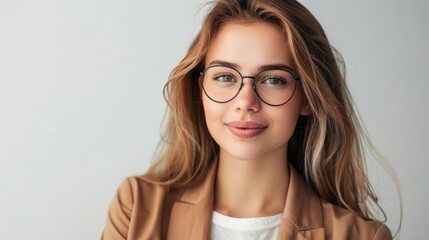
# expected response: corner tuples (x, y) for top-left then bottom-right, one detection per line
(102, 0), (399, 239)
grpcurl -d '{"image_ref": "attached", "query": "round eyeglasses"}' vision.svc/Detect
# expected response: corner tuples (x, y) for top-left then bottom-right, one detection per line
(200, 65), (300, 106)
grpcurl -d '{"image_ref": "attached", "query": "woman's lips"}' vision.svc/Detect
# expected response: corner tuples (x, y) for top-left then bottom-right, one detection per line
(225, 121), (268, 138)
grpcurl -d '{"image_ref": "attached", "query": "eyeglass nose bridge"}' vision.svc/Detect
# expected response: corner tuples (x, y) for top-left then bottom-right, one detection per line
(238, 75), (258, 95)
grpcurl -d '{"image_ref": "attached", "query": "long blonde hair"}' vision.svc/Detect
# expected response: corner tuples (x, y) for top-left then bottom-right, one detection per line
(146, 0), (400, 226)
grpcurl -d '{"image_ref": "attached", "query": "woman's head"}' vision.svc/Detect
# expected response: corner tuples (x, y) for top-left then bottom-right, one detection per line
(151, 0), (382, 221)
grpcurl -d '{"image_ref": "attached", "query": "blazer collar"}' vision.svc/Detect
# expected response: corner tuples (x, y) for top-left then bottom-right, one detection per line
(178, 159), (218, 204)
(278, 166), (326, 239)
(167, 160), (325, 239)
(282, 166), (324, 230)
(165, 160), (217, 239)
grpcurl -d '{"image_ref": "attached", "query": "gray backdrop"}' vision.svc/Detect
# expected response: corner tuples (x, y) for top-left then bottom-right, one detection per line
(0, 0), (427, 239)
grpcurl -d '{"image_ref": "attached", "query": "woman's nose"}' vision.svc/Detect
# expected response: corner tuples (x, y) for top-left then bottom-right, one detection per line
(233, 78), (261, 112)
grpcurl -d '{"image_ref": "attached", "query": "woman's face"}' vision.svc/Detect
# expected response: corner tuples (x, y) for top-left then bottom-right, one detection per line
(202, 22), (310, 161)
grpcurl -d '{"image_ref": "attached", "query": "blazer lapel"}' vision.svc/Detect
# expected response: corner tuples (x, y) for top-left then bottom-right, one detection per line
(166, 161), (217, 240)
(278, 166), (325, 240)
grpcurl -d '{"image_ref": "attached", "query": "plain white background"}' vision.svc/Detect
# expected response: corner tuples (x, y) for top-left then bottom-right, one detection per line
(0, 0), (427, 239)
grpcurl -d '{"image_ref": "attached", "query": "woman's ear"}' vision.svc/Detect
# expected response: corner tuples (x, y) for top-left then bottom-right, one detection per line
(300, 97), (312, 116)
(197, 67), (204, 89)
(198, 74), (203, 88)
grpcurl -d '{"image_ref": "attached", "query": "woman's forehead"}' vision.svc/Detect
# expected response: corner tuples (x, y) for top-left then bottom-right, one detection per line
(205, 22), (292, 72)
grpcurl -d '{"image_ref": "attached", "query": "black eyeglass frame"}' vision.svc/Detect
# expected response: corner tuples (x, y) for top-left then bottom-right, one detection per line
(199, 64), (301, 107)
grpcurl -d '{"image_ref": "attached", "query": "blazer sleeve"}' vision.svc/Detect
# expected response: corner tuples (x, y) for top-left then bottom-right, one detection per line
(101, 179), (134, 240)
(373, 223), (393, 240)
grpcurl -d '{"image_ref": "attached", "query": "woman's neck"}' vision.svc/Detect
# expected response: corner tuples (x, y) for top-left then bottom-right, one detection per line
(214, 149), (289, 218)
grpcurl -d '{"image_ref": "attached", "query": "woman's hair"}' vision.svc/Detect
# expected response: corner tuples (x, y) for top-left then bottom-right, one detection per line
(145, 0), (400, 226)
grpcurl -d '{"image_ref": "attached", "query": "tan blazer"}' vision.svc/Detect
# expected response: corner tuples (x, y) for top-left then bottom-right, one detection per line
(101, 161), (392, 239)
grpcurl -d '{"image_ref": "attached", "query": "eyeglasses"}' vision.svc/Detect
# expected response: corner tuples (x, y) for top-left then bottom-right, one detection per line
(200, 65), (300, 106)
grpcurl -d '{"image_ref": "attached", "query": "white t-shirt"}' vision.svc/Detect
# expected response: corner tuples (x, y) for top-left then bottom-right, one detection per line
(210, 211), (283, 240)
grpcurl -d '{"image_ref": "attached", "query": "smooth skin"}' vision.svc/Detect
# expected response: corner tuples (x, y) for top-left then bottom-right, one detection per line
(202, 22), (311, 218)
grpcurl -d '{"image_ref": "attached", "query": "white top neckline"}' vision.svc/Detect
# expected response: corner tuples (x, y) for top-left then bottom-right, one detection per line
(212, 211), (283, 231)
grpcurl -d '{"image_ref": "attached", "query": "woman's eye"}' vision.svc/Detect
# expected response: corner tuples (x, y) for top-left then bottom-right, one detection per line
(262, 77), (286, 85)
(214, 74), (235, 82)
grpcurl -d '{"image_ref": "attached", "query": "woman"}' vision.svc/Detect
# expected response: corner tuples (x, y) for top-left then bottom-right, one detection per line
(102, 0), (399, 239)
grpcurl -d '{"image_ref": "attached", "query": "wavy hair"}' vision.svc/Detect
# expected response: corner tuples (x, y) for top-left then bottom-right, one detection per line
(145, 0), (401, 229)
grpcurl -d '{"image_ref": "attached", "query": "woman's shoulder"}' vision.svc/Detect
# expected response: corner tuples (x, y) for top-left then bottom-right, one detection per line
(320, 200), (392, 239)
(286, 165), (393, 239)
(102, 175), (176, 239)
(114, 175), (174, 205)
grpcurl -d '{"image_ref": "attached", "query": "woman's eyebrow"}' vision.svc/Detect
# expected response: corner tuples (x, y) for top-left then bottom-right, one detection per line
(207, 60), (294, 71)
(207, 60), (239, 68)
(258, 63), (294, 71)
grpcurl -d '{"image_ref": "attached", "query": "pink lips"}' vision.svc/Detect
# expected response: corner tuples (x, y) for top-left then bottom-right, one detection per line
(226, 121), (268, 138)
